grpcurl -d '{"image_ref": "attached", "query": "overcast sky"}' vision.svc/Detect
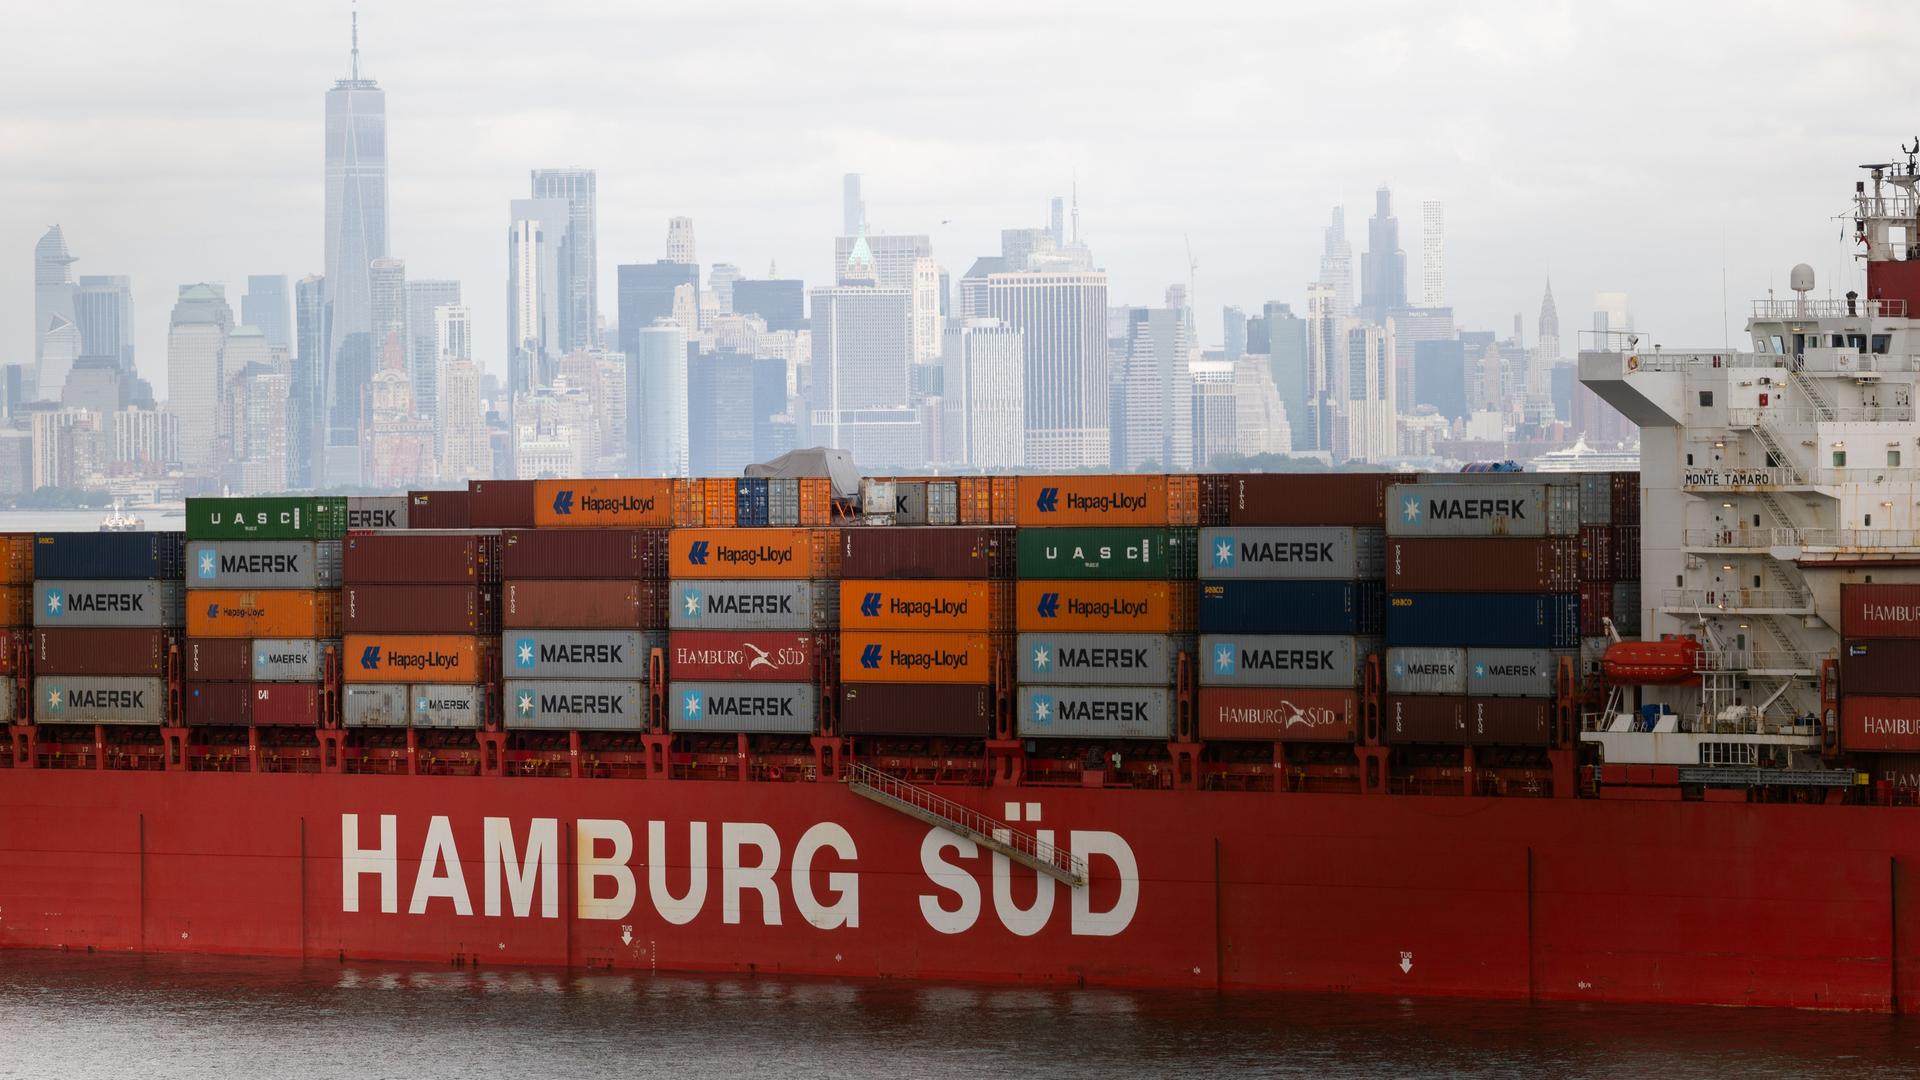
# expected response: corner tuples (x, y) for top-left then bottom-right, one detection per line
(4, 0), (1916, 399)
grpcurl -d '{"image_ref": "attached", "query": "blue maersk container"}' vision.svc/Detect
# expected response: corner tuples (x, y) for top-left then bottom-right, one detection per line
(33, 532), (187, 581)
(1386, 592), (1580, 649)
(1199, 580), (1386, 635)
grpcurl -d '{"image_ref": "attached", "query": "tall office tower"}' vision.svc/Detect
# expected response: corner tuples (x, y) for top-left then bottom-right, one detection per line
(1115, 305), (1195, 471)
(242, 275), (292, 353)
(1344, 320), (1398, 463)
(842, 174), (865, 237)
(1534, 276), (1560, 401)
(1421, 200), (1445, 306)
(617, 262), (701, 355)
(1223, 306), (1247, 360)
(1049, 197), (1066, 247)
(508, 198), (571, 401)
(709, 263), (742, 314)
(1301, 282), (1345, 454)
(165, 284), (233, 471)
(1265, 302), (1309, 437)
(1000, 228), (1054, 272)
(1318, 207), (1353, 320)
(530, 168), (597, 351)
(229, 361), (290, 495)
(809, 238), (917, 465)
(957, 257), (1007, 320)
(405, 279), (459, 426)
(434, 304), (471, 366)
(368, 258), (409, 376)
(1233, 354), (1291, 456)
(909, 256), (941, 364)
(626, 321), (688, 477)
(1361, 187), (1407, 317)
(291, 275), (326, 488)
(38, 316), (80, 406)
(1190, 365), (1238, 468)
(438, 358), (489, 482)
(666, 216), (698, 266)
(33, 225), (79, 401)
(941, 319), (1025, 469)
(322, 8), (388, 484)
(732, 279), (806, 332)
(987, 271), (1110, 469)
(831, 233), (936, 361)
(1412, 339), (1469, 422)
(75, 275), (135, 378)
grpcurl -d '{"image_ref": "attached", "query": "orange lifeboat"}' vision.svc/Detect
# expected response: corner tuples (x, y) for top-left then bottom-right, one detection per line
(1602, 635), (1703, 685)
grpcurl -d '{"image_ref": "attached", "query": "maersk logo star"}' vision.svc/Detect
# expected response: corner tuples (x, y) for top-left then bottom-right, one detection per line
(1213, 537), (1235, 566)
(683, 691), (704, 719)
(1031, 643), (1051, 671)
(683, 589), (702, 618)
(515, 639), (536, 668)
(1402, 496), (1423, 524)
(1214, 643), (1236, 674)
(517, 692), (535, 716)
(46, 686), (63, 710)
(1030, 694), (1053, 724)
(1393, 661), (1406, 678)
(43, 588), (63, 617)
(1474, 662), (1487, 678)
(198, 550), (218, 578)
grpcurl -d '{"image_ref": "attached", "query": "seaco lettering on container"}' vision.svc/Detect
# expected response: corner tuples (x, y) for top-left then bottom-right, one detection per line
(1017, 685), (1171, 740)
(33, 676), (166, 725)
(1198, 527), (1383, 581)
(32, 580), (184, 629)
(504, 680), (648, 732)
(1198, 634), (1373, 689)
(187, 541), (342, 590)
(1384, 483), (1577, 539)
(669, 681), (817, 734)
(668, 579), (828, 630)
(840, 632), (993, 685)
(1016, 632), (1176, 686)
(504, 631), (657, 680)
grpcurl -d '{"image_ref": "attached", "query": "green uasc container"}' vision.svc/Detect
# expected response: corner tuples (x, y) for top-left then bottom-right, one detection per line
(1015, 527), (1198, 580)
(186, 496), (351, 541)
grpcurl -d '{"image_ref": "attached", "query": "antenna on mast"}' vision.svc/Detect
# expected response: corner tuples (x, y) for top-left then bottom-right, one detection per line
(351, 0), (360, 80)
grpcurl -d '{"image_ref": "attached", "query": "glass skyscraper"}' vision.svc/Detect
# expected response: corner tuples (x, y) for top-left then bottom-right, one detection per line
(322, 12), (388, 483)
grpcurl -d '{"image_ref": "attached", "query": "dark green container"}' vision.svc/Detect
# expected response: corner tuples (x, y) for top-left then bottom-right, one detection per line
(186, 497), (351, 541)
(1015, 527), (1198, 580)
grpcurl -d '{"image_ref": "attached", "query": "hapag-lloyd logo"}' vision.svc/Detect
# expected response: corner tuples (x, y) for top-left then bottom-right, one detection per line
(580, 494), (656, 515)
(1065, 597), (1150, 620)
(361, 645), (462, 672)
(714, 543), (794, 568)
(337, 809), (1140, 938)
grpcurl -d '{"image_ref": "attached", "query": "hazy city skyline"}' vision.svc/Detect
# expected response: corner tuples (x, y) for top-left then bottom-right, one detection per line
(6, 2), (1908, 399)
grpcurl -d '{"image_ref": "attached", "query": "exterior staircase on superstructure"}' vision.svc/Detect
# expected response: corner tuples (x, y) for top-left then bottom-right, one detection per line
(843, 762), (1087, 887)
(1786, 368), (1837, 421)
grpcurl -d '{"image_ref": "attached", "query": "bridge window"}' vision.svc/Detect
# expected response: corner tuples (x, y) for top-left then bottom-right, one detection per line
(1848, 334), (1867, 352)
(1873, 334), (1892, 353)
(1771, 335), (1787, 354)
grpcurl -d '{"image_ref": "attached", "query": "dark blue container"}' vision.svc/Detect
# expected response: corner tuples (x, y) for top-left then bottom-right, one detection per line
(734, 479), (770, 527)
(1386, 592), (1580, 649)
(1198, 580), (1385, 635)
(34, 532), (187, 581)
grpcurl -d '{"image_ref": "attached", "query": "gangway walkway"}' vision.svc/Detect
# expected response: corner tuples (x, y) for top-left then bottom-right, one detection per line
(843, 761), (1087, 887)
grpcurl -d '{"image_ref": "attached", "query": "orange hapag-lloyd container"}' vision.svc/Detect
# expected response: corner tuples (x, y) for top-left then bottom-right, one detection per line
(838, 579), (1006, 631)
(1014, 580), (1191, 633)
(670, 528), (836, 580)
(342, 634), (491, 684)
(187, 589), (341, 638)
(1013, 475), (1197, 527)
(531, 479), (675, 527)
(839, 631), (997, 685)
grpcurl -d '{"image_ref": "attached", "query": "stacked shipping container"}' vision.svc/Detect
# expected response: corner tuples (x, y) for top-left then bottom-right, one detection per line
(342, 530), (499, 728)
(1839, 584), (1920, 755)
(32, 531), (187, 725)
(0, 534), (27, 721)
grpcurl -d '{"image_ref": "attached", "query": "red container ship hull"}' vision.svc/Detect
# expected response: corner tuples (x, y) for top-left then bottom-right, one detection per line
(1, 769), (1915, 1012)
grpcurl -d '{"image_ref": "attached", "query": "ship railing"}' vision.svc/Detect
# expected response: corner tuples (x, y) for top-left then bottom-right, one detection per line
(1816, 467), (1920, 486)
(1751, 297), (1908, 319)
(1683, 527), (1803, 548)
(1727, 405), (1915, 426)
(1662, 588), (1812, 612)
(841, 761), (1087, 887)
(1622, 352), (1780, 372)
(1794, 527), (1920, 550)
(1715, 649), (1816, 674)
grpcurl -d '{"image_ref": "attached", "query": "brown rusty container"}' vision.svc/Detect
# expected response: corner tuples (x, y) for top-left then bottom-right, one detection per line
(407, 489), (472, 530)
(342, 533), (500, 585)
(1469, 696), (1553, 747)
(503, 579), (669, 629)
(1222, 473), (1416, 527)
(468, 479), (538, 529)
(1387, 537), (1581, 592)
(1842, 584), (1920, 639)
(184, 681), (324, 727)
(840, 526), (1015, 580)
(839, 683), (993, 737)
(1842, 639), (1920, 697)
(0, 533), (33, 584)
(343, 584), (499, 635)
(501, 529), (670, 580)
(187, 638), (254, 681)
(34, 628), (179, 677)
(1384, 694), (1468, 745)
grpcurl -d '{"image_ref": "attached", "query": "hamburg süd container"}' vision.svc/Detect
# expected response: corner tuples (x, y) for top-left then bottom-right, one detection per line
(1197, 580), (1385, 636)
(1214, 473), (1407, 527)
(1199, 634), (1376, 689)
(1841, 695), (1920, 752)
(468, 479), (538, 529)
(667, 631), (818, 682)
(342, 684), (408, 727)
(838, 579), (1007, 631)
(1385, 646), (1468, 696)
(1384, 483), (1579, 538)
(501, 529), (668, 580)
(188, 589), (340, 639)
(502, 579), (667, 630)
(346, 496), (409, 531)
(1384, 694), (1468, 745)
(1017, 685), (1172, 740)
(504, 630), (660, 680)
(1385, 537), (1580, 592)
(342, 533), (501, 585)
(1014, 475), (1191, 527)
(839, 683), (992, 737)
(34, 676), (168, 724)
(504, 680), (648, 731)
(186, 496), (349, 541)
(1014, 580), (1193, 633)
(188, 638), (253, 681)
(1015, 632), (1177, 686)
(344, 584), (497, 635)
(1385, 592), (1580, 649)
(1194, 686), (1358, 742)
(1842, 640), (1920, 697)
(839, 526), (1014, 580)
(183, 681), (323, 727)
(32, 580), (184, 628)
(1466, 647), (1561, 698)
(532, 478), (676, 527)
(342, 634), (492, 684)
(669, 680), (817, 734)
(33, 628), (178, 677)
(1015, 527), (1197, 580)
(410, 684), (486, 728)
(667, 579), (835, 631)
(840, 631), (996, 685)
(250, 638), (332, 682)
(187, 540), (343, 590)
(1841, 583), (1920, 639)
(1198, 526), (1384, 581)
(669, 528), (836, 580)
(33, 532), (186, 581)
